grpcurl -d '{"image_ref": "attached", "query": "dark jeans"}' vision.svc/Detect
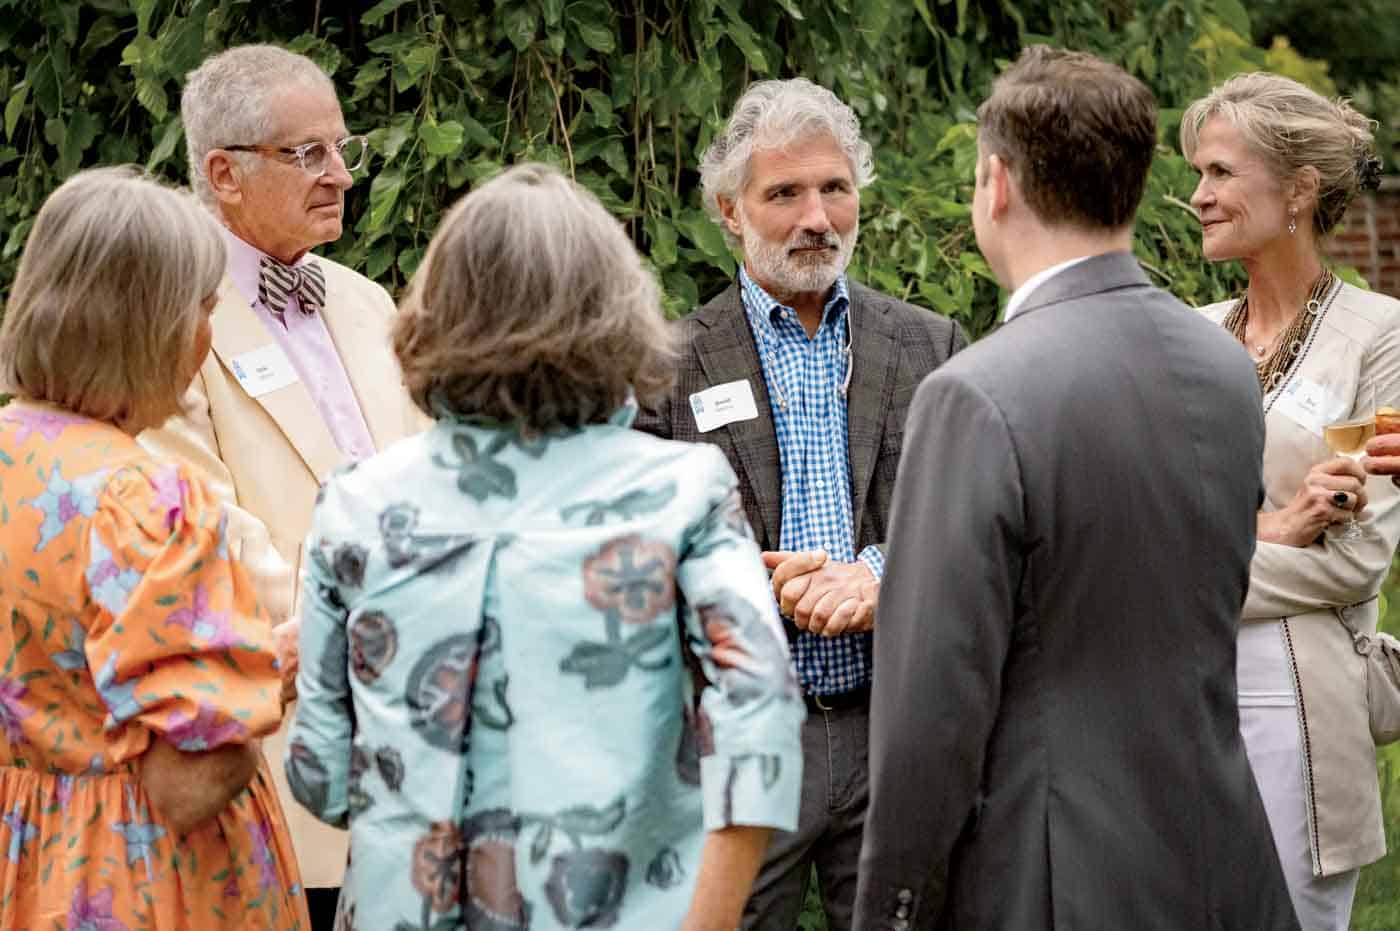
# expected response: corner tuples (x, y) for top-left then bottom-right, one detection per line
(742, 703), (869, 931)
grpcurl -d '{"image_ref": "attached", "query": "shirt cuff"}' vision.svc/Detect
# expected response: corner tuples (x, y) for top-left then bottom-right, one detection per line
(856, 545), (885, 581)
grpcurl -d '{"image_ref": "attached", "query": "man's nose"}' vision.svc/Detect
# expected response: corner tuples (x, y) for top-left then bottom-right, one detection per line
(796, 190), (832, 233)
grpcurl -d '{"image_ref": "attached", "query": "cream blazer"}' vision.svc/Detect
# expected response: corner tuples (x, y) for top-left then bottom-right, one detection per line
(1203, 279), (1400, 876)
(140, 255), (427, 888)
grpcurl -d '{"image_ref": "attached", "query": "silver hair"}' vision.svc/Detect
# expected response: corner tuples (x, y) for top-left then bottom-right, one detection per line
(699, 78), (876, 246)
(181, 44), (337, 204)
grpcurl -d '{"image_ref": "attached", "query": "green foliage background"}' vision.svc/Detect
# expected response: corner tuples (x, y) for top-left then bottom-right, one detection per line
(1, 1), (1399, 927)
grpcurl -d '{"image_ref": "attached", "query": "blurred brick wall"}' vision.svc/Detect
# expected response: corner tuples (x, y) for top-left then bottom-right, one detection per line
(1329, 177), (1400, 297)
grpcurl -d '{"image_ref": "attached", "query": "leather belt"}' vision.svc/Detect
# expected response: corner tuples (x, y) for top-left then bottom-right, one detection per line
(804, 683), (871, 713)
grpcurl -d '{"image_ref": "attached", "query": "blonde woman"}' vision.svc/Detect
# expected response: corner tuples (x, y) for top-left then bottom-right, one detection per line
(286, 163), (804, 931)
(1184, 74), (1399, 929)
(0, 167), (308, 929)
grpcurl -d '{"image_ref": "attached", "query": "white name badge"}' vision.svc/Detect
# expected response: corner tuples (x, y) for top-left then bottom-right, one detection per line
(690, 379), (759, 433)
(1273, 375), (1342, 437)
(228, 344), (300, 399)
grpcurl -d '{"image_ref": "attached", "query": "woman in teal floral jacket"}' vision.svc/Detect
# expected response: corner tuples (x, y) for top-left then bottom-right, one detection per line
(285, 163), (805, 931)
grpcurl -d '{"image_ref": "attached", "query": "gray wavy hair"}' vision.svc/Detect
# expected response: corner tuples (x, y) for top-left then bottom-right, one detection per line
(182, 44), (337, 204)
(699, 78), (875, 245)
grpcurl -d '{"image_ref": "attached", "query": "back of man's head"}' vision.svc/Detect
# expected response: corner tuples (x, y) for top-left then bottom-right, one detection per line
(977, 46), (1157, 231)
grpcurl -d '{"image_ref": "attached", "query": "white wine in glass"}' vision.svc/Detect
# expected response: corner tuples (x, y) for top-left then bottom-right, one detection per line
(1324, 418), (1377, 458)
(1323, 383), (1376, 541)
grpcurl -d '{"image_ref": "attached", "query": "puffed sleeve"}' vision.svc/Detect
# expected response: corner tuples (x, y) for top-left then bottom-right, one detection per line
(676, 445), (804, 832)
(82, 460), (283, 763)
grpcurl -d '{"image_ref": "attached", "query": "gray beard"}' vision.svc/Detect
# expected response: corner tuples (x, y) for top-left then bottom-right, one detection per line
(739, 214), (858, 296)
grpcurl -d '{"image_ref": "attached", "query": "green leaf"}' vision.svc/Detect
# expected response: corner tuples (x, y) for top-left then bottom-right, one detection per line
(458, 113), (496, 149)
(397, 246), (425, 278)
(134, 76), (167, 120)
(4, 81), (28, 142)
(367, 169), (404, 231)
(418, 120), (464, 157)
(366, 241), (396, 281)
(362, 0), (415, 28)
(1212, 0), (1251, 40)
(503, 6), (538, 51)
(581, 88), (613, 128)
(539, 0), (565, 27)
(132, 0), (157, 35)
(146, 116), (183, 170)
(368, 115), (413, 160)
(80, 17), (125, 58)
(723, 22), (768, 72)
(648, 217), (678, 269)
(396, 45), (436, 90)
(677, 211), (731, 261)
(574, 19), (615, 54)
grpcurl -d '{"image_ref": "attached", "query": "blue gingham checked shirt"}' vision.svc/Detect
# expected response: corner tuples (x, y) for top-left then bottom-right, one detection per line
(740, 267), (885, 697)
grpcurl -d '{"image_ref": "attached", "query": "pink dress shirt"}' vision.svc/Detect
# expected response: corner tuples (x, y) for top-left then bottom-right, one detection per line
(220, 227), (376, 462)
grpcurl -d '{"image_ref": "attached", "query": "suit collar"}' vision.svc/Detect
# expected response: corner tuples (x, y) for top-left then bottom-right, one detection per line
(690, 279), (897, 546)
(208, 274), (341, 482)
(1010, 251), (1152, 321)
(693, 285), (782, 546)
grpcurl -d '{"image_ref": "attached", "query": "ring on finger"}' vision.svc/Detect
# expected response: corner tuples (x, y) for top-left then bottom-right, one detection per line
(1332, 490), (1350, 508)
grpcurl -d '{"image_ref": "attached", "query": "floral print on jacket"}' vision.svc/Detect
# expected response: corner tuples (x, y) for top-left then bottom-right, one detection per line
(288, 414), (803, 929)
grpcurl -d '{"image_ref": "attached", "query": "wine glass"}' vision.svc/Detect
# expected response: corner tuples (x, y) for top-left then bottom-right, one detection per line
(1323, 383), (1375, 541)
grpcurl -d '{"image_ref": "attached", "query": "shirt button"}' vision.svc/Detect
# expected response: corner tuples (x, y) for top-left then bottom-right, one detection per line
(895, 905), (911, 920)
(897, 889), (914, 904)
(815, 479), (826, 489)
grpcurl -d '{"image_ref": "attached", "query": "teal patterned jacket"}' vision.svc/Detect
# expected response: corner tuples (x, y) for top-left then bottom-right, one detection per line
(285, 410), (805, 931)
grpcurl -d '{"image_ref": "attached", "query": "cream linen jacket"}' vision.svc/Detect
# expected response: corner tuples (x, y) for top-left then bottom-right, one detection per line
(1203, 279), (1400, 876)
(139, 254), (427, 888)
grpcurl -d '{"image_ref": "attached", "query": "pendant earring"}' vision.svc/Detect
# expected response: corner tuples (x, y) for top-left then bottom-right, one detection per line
(1288, 207), (1298, 235)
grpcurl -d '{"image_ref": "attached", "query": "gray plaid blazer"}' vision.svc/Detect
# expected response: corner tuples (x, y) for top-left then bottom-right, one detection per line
(634, 279), (966, 556)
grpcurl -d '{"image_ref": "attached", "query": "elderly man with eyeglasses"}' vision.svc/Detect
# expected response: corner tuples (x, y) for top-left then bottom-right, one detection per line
(139, 44), (425, 930)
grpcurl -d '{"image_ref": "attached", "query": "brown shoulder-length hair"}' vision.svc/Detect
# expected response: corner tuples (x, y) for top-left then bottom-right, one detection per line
(393, 162), (676, 431)
(0, 166), (225, 433)
(977, 45), (1158, 231)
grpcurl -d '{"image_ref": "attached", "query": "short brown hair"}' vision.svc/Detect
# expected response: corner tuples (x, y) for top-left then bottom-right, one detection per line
(1180, 72), (1380, 236)
(0, 166), (225, 432)
(393, 163), (676, 431)
(977, 45), (1158, 230)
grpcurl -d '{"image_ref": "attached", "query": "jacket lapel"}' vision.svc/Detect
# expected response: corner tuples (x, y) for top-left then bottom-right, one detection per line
(692, 287), (783, 548)
(208, 275), (343, 483)
(844, 282), (898, 531)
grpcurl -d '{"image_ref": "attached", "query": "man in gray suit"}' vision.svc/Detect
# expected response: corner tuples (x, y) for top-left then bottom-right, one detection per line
(635, 78), (964, 929)
(853, 47), (1299, 931)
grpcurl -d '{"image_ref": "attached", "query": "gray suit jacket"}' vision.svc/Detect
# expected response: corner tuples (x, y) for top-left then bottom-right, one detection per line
(854, 253), (1298, 931)
(634, 280), (966, 557)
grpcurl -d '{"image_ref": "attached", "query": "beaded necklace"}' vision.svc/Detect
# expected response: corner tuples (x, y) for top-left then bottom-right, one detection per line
(1222, 268), (1334, 393)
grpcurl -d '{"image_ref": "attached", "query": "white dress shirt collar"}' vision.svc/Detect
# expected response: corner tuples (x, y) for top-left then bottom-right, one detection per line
(1002, 255), (1093, 323)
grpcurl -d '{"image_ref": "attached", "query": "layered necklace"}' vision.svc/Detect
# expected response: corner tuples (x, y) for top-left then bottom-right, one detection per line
(1222, 267), (1335, 393)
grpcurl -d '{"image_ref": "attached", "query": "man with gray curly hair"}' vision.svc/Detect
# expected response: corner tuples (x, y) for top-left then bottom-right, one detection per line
(637, 77), (966, 929)
(139, 44), (424, 931)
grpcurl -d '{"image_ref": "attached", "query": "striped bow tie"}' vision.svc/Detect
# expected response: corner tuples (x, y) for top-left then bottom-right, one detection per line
(258, 256), (326, 317)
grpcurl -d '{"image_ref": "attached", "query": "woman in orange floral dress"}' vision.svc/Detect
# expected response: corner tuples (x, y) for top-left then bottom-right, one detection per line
(0, 167), (308, 929)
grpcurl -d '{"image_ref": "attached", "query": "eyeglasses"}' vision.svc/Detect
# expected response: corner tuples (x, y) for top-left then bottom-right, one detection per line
(220, 135), (370, 177)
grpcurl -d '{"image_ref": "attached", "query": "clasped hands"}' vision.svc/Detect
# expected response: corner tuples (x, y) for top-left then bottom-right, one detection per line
(761, 550), (878, 637)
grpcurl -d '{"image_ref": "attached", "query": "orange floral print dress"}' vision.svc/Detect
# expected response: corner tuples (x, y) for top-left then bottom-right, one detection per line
(0, 402), (308, 930)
